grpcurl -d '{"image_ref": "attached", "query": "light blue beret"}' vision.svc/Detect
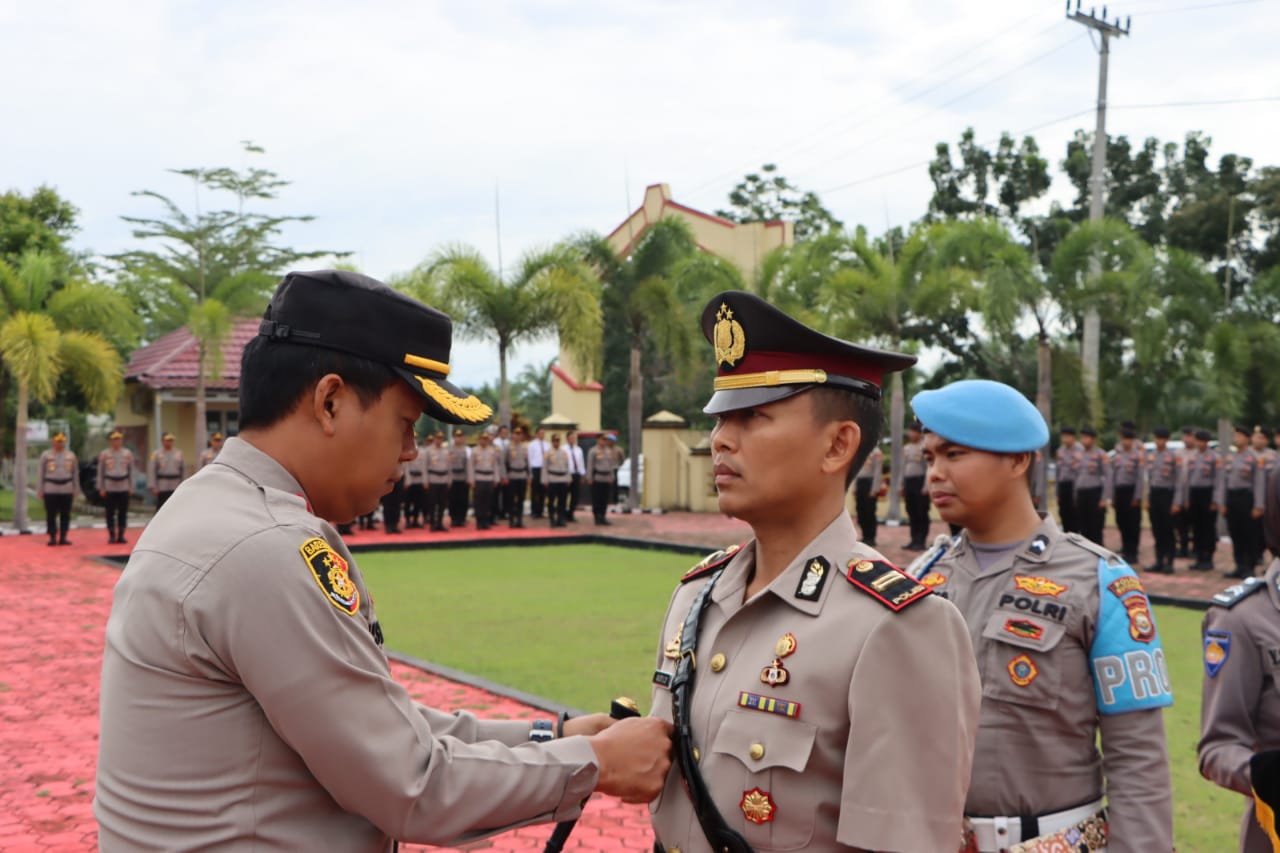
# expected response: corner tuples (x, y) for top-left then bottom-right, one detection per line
(911, 379), (1048, 452)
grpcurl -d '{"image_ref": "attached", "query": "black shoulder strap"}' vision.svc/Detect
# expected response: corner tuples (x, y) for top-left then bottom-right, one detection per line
(1212, 576), (1267, 609)
(669, 570), (754, 853)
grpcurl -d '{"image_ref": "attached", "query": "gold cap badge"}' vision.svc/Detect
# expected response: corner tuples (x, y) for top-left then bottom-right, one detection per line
(713, 303), (746, 368)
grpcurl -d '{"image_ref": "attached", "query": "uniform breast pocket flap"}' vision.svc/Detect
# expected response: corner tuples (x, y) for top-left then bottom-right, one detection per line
(710, 708), (816, 773)
(980, 611), (1067, 707)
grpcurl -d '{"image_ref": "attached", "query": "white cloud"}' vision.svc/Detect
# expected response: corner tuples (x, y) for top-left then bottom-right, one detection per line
(3, 0), (1276, 388)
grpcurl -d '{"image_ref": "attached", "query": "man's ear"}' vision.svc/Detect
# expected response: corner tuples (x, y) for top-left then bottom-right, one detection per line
(1009, 451), (1033, 479)
(311, 374), (346, 437)
(821, 420), (862, 479)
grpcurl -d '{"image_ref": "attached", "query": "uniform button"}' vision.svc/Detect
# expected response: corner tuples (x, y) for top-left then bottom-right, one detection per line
(749, 743), (765, 760)
(693, 747), (700, 762)
(669, 848), (681, 853)
(710, 653), (726, 672)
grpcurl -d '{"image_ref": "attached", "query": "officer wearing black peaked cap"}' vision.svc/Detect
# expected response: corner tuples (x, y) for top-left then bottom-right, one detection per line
(96, 270), (672, 851)
(649, 290), (980, 853)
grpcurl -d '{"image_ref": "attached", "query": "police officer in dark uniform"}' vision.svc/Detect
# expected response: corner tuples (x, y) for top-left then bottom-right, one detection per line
(1187, 428), (1224, 571)
(1220, 424), (1267, 580)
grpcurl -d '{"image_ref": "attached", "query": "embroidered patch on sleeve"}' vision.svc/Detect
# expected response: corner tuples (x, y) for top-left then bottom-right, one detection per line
(1007, 654), (1039, 687)
(300, 537), (360, 615)
(1204, 630), (1231, 678)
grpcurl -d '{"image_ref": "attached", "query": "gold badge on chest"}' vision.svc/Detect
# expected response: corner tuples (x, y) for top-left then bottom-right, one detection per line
(760, 631), (798, 687)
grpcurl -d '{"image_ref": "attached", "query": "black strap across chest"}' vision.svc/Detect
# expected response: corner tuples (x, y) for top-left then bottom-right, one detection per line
(669, 569), (753, 853)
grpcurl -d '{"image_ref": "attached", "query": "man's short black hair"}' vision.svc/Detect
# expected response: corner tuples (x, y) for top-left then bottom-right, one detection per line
(238, 336), (401, 431)
(808, 387), (883, 490)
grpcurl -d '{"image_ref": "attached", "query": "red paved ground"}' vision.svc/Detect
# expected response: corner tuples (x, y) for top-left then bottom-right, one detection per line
(0, 507), (1249, 850)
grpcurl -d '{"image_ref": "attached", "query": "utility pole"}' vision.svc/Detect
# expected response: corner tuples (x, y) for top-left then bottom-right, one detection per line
(1067, 0), (1130, 423)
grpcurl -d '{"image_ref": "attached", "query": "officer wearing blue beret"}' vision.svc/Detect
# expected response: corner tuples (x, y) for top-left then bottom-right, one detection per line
(908, 379), (1173, 853)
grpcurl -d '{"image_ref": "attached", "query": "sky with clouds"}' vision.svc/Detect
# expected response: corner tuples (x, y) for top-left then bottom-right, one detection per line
(2, 0), (1276, 386)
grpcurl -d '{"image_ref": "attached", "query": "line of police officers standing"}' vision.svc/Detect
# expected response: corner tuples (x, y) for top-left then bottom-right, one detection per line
(376, 425), (626, 533)
(1054, 422), (1275, 579)
(36, 427), (224, 545)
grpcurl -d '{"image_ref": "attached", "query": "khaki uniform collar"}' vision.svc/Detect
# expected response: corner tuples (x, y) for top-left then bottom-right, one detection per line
(213, 437), (309, 504)
(711, 512), (855, 617)
(951, 512), (1061, 571)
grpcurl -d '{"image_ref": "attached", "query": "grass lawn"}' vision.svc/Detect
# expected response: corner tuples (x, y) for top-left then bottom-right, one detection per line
(359, 544), (1243, 852)
(0, 488), (45, 522)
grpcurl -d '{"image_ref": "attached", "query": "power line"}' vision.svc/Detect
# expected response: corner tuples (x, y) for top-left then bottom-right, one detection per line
(1127, 0), (1265, 15)
(816, 95), (1276, 196)
(681, 13), (1061, 196)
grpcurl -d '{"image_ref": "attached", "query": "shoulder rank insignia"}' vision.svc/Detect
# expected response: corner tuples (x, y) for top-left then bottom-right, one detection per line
(300, 537), (360, 615)
(1211, 576), (1266, 608)
(682, 543), (743, 583)
(844, 558), (930, 612)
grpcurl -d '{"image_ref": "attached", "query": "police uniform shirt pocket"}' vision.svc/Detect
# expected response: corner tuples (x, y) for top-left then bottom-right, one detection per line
(979, 610), (1068, 708)
(710, 708), (818, 850)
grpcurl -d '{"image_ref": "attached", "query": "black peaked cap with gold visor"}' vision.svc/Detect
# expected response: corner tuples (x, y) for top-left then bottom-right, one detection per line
(701, 291), (916, 415)
(257, 270), (492, 425)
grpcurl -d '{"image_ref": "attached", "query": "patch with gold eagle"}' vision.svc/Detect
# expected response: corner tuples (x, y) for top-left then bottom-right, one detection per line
(713, 303), (747, 368)
(1013, 574), (1067, 597)
(845, 558), (930, 612)
(681, 543), (744, 583)
(740, 787), (776, 824)
(300, 537), (360, 615)
(920, 572), (947, 588)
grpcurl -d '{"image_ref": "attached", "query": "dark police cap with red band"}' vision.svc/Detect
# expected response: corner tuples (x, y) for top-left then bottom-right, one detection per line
(700, 290), (916, 415)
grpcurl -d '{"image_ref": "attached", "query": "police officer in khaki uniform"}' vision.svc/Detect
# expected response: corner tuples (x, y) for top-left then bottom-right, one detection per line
(148, 431), (185, 511)
(1107, 423), (1144, 564)
(1186, 428), (1225, 570)
(1073, 426), (1108, 546)
(504, 426), (530, 528)
(586, 433), (619, 526)
(902, 421), (931, 550)
(1200, 468), (1280, 852)
(447, 428), (470, 527)
(97, 429), (135, 544)
(1055, 426), (1083, 534)
(542, 434), (572, 528)
(468, 430), (504, 530)
(1143, 426), (1181, 574)
(1220, 425), (1267, 580)
(649, 291), (980, 853)
(95, 269), (671, 851)
(910, 379), (1174, 853)
(424, 431), (451, 531)
(38, 430), (78, 546)
(403, 431), (427, 528)
(197, 432), (224, 470)
(853, 442), (883, 546)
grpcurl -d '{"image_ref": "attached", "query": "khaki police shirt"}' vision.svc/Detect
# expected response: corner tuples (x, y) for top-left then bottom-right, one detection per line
(1055, 443), (1083, 486)
(586, 444), (619, 483)
(1107, 444), (1144, 500)
(855, 446), (883, 482)
(920, 516), (1173, 853)
(1143, 447), (1180, 501)
(38, 448), (78, 495)
(1216, 448), (1266, 508)
(505, 442), (530, 478)
(1200, 560), (1280, 853)
(94, 438), (598, 852)
(448, 444), (470, 482)
(406, 444), (427, 483)
(425, 446), (452, 485)
(902, 440), (926, 479)
(1186, 447), (1223, 497)
(1073, 446), (1108, 493)
(197, 446), (221, 470)
(468, 445), (505, 484)
(148, 447), (185, 490)
(97, 447), (135, 493)
(543, 448), (571, 485)
(649, 513), (981, 853)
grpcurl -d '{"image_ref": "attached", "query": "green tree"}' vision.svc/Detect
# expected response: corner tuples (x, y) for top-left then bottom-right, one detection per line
(578, 218), (743, 508)
(0, 186), (80, 267)
(112, 143), (342, 451)
(0, 250), (133, 531)
(716, 163), (842, 242)
(927, 128), (1051, 222)
(414, 244), (602, 429)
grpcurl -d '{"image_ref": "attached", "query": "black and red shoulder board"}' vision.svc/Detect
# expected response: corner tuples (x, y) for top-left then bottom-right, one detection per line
(844, 557), (931, 612)
(681, 543), (745, 583)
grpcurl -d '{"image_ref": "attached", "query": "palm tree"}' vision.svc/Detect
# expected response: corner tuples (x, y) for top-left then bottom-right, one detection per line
(820, 225), (975, 523)
(414, 243), (602, 429)
(577, 218), (743, 510)
(0, 251), (131, 531)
